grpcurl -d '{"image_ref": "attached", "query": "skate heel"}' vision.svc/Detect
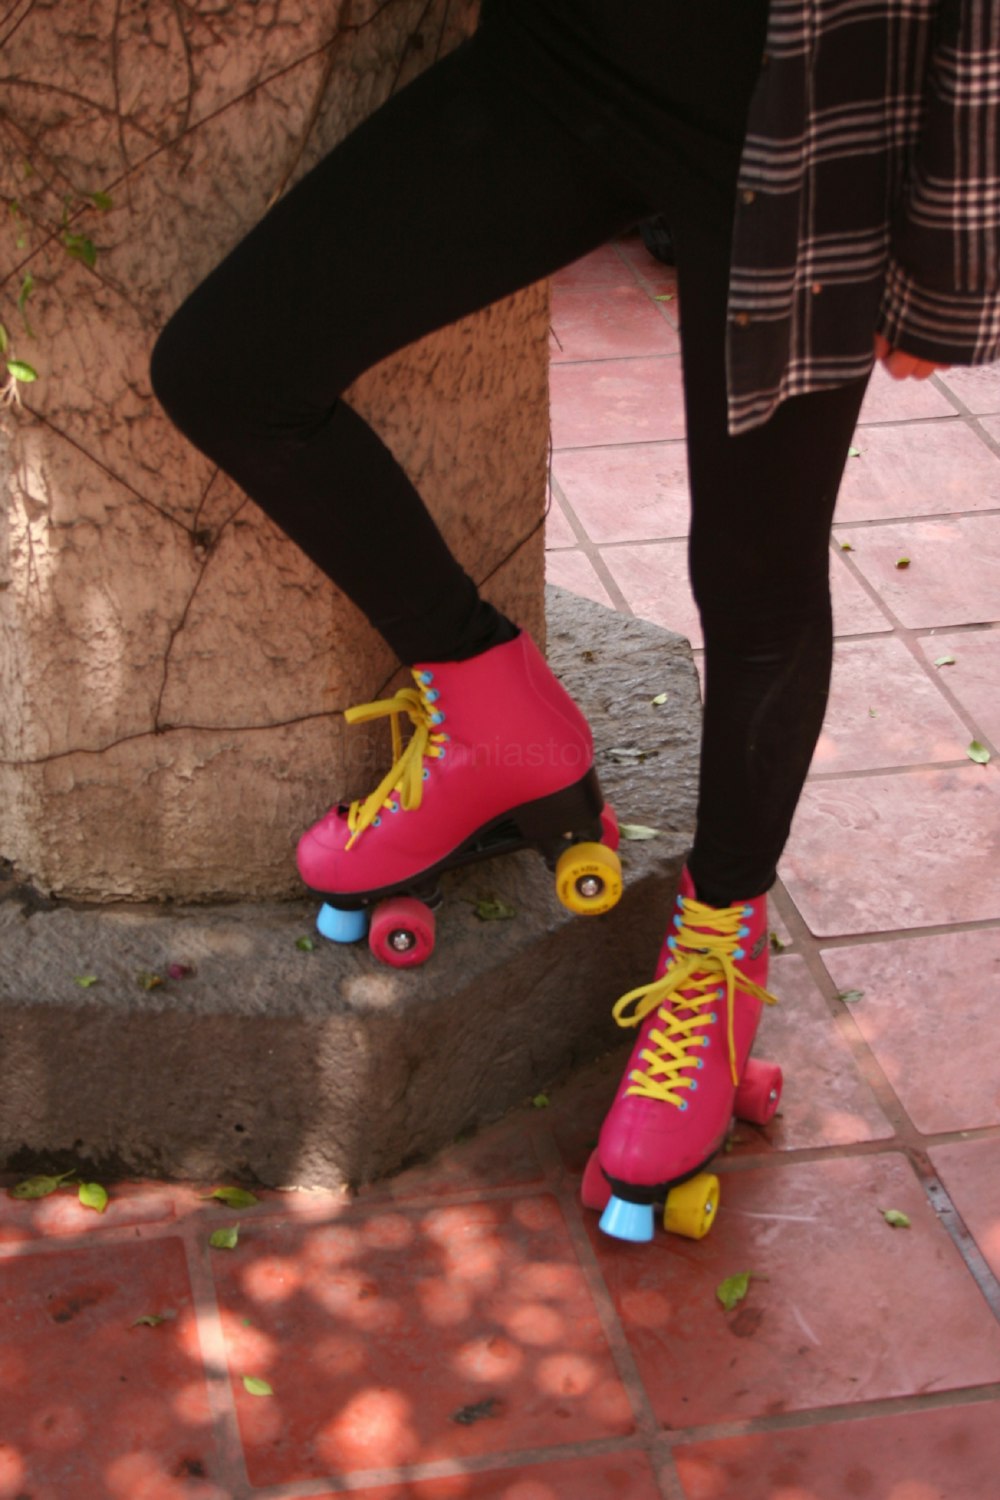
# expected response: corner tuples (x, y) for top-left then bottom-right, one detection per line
(510, 767), (605, 847)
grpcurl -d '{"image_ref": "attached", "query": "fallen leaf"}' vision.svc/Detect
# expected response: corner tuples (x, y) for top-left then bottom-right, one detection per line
(8, 1170), (75, 1200)
(242, 1376), (273, 1397)
(132, 1314), (167, 1328)
(210, 1225), (240, 1250)
(136, 971), (163, 990)
(837, 988), (865, 1004)
(473, 897), (516, 921)
(716, 1272), (752, 1311)
(839, 540), (854, 551)
(933, 655), (956, 667)
(881, 1208), (911, 1229)
(295, 936), (316, 951)
(967, 741), (991, 765)
(452, 1397), (500, 1425)
(74, 974), (99, 988)
(618, 823), (659, 840)
(650, 692), (669, 706)
(654, 293), (675, 302)
(848, 446), (863, 457)
(532, 1094), (550, 1109)
(768, 932), (787, 953)
(201, 1187), (259, 1209)
(78, 1182), (108, 1214)
(895, 556), (911, 569)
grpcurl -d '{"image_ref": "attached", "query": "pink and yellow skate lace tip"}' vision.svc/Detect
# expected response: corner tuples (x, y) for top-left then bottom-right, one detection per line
(341, 676), (448, 849)
(611, 895), (777, 1106)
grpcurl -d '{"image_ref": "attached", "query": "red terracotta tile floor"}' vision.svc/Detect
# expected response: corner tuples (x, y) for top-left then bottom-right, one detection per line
(4, 232), (1000, 1499)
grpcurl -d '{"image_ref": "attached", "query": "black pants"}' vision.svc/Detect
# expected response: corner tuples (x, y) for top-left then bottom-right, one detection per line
(150, 3), (870, 906)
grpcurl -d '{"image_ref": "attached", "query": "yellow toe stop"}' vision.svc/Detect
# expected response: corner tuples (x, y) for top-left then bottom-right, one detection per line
(555, 841), (623, 916)
(664, 1172), (721, 1240)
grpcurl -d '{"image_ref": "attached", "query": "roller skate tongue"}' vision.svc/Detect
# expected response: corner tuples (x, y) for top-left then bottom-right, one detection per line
(611, 888), (777, 1102)
(341, 670), (449, 848)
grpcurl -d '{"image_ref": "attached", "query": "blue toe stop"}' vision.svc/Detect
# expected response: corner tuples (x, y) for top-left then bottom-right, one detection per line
(317, 904), (369, 943)
(599, 1195), (655, 1243)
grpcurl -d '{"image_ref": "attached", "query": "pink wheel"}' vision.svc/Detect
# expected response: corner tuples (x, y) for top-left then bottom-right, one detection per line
(599, 804), (620, 852)
(369, 897), (436, 968)
(581, 1148), (613, 1212)
(734, 1057), (783, 1126)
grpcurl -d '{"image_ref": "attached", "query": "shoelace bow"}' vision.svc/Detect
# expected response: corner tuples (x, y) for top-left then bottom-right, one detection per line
(342, 679), (448, 849)
(611, 896), (777, 1106)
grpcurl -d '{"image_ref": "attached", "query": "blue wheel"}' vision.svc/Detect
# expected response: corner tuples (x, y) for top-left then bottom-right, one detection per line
(316, 904), (369, 944)
(599, 1195), (656, 1243)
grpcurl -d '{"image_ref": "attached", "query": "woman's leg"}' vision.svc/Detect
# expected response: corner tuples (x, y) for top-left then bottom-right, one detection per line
(150, 37), (649, 664)
(672, 208), (870, 907)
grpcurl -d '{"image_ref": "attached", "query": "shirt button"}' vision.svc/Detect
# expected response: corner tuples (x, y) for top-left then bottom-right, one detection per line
(734, 312), (751, 328)
(811, 282), (824, 295)
(741, 189), (756, 205)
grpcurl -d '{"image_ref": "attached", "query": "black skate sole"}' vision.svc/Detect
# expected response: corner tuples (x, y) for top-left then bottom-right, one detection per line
(601, 1132), (730, 1208)
(307, 767), (607, 911)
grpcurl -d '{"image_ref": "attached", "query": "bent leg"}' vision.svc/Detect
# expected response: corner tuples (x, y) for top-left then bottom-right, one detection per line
(151, 37), (648, 661)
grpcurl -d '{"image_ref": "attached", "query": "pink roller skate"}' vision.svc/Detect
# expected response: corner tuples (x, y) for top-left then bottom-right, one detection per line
(582, 866), (782, 1243)
(298, 632), (622, 967)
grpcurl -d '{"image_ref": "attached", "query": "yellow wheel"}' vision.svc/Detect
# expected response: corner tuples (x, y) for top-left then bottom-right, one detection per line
(555, 841), (623, 916)
(664, 1172), (721, 1241)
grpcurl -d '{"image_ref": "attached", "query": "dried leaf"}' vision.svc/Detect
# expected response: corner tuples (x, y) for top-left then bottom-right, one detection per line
(933, 655), (956, 667)
(768, 932), (787, 953)
(618, 823), (659, 841)
(132, 1314), (167, 1328)
(837, 988), (865, 1004)
(136, 971), (163, 990)
(452, 1397), (500, 1425)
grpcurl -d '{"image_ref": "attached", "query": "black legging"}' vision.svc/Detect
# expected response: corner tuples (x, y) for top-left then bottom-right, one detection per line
(150, 4), (870, 906)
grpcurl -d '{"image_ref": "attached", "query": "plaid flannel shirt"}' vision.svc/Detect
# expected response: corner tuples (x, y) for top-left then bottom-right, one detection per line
(730, 0), (1000, 432)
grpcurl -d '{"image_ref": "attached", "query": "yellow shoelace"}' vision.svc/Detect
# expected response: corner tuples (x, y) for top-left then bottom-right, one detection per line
(342, 677), (448, 850)
(611, 896), (777, 1106)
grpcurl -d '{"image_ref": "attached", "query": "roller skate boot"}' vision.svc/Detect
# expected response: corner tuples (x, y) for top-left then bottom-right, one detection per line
(298, 632), (622, 967)
(582, 866), (782, 1243)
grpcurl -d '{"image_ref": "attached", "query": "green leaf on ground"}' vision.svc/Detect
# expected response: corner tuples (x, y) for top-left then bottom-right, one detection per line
(17, 273), (33, 311)
(132, 1314), (167, 1328)
(654, 293), (675, 302)
(650, 692), (669, 706)
(837, 988), (865, 1004)
(618, 824), (659, 840)
(0, 322), (8, 354)
(295, 935), (316, 951)
(74, 975), (99, 988)
(848, 446), (863, 457)
(78, 1182), (108, 1214)
(9, 1170), (76, 1200)
(473, 897), (516, 921)
(89, 191), (113, 212)
(967, 741), (991, 765)
(881, 1208), (911, 1229)
(201, 1186), (259, 1209)
(136, 971), (163, 990)
(933, 655), (956, 667)
(62, 232), (97, 267)
(242, 1376), (273, 1397)
(6, 360), (36, 382)
(895, 556), (911, 569)
(839, 540), (854, 551)
(768, 932), (787, 953)
(716, 1271), (752, 1311)
(532, 1094), (550, 1109)
(210, 1225), (240, 1250)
